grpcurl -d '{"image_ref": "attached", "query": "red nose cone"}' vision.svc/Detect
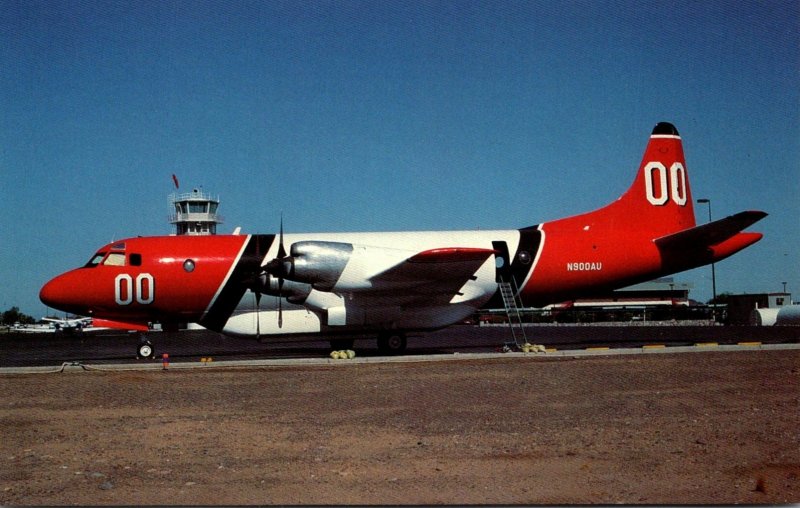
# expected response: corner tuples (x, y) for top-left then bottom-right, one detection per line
(40, 272), (86, 315)
(39, 277), (60, 309)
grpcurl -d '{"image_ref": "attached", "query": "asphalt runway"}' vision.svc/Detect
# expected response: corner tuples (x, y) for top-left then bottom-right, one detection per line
(1, 324), (798, 367)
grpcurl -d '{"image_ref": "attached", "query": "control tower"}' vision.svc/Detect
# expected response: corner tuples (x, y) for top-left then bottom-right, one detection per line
(168, 188), (223, 235)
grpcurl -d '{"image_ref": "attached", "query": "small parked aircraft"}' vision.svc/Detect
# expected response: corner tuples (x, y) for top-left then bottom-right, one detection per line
(40, 122), (766, 358)
(12, 316), (100, 333)
(41, 316), (92, 331)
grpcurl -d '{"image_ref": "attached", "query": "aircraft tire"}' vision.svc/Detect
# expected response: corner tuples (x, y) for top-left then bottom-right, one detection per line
(137, 340), (154, 360)
(377, 333), (406, 355)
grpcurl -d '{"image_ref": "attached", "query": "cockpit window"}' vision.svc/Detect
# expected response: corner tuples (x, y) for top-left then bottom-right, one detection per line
(103, 252), (126, 266)
(111, 242), (126, 250)
(129, 253), (142, 266)
(85, 252), (107, 268)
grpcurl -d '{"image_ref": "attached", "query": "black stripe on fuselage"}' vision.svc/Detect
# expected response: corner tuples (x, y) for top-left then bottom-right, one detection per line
(200, 234), (275, 332)
(483, 226), (543, 309)
(511, 225), (543, 290)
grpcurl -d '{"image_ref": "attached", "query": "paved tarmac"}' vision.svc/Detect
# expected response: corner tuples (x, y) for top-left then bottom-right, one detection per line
(2, 324), (799, 504)
(2, 346), (798, 504)
(1, 323), (798, 368)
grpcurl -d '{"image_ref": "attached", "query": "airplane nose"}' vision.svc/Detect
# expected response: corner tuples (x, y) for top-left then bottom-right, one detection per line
(40, 275), (65, 309)
(40, 272), (84, 314)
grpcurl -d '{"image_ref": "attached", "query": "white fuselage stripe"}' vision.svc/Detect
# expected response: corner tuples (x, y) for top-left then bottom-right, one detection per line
(519, 223), (545, 291)
(201, 234), (252, 321)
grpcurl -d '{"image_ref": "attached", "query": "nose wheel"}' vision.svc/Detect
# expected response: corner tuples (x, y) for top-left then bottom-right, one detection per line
(137, 339), (155, 359)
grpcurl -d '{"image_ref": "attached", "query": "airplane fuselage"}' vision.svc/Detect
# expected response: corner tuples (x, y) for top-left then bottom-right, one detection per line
(39, 122), (766, 353)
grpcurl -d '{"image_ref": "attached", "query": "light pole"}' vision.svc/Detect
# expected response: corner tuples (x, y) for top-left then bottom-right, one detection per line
(697, 198), (717, 321)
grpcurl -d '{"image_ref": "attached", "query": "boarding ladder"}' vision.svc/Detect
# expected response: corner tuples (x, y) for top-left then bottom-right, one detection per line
(499, 279), (528, 350)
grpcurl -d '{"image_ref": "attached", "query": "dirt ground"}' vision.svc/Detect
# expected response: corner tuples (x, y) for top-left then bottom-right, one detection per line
(1, 349), (798, 505)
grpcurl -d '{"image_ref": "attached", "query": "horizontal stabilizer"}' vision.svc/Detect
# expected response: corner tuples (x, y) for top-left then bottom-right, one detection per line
(654, 210), (767, 251)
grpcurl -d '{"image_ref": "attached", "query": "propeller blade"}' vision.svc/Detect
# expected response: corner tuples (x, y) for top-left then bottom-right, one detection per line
(277, 213), (285, 328)
(278, 278), (284, 328)
(254, 291), (261, 340)
(277, 212), (286, 259)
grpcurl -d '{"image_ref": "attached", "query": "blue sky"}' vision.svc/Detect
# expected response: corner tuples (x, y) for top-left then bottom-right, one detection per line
(2, 0), (798, 317)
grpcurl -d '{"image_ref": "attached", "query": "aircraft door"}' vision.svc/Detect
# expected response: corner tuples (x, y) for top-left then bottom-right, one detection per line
(492, 241), (512, 283)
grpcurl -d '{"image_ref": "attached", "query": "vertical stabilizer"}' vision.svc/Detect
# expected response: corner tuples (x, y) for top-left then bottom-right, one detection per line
(525, 123), (703, 304)
(608, 121), (696, 237)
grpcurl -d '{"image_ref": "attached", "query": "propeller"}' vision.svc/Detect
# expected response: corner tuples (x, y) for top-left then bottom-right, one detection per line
(245, 214), (290, 335)
(252, 233), (265, 340)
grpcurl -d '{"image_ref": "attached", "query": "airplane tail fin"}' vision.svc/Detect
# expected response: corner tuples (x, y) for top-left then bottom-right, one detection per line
(530, 122), (766, 301)
(606, 121), (696, 237)
(599, 122), (766, 265)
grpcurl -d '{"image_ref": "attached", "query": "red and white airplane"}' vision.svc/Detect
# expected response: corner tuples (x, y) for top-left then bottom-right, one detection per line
(40, 122), (766, 358)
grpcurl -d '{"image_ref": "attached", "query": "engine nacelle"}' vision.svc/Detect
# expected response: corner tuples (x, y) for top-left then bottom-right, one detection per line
(265, 275), (312, 303)
(269, 241), (353, 291)
(249, 272), (312, 302)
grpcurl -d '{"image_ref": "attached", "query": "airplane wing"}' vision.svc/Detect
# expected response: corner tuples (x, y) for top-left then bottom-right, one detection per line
(248, 243), (499, 332)
(366, 247), (497, 297)
(312, 245), (499, 322)
(273, 243), (498, 312)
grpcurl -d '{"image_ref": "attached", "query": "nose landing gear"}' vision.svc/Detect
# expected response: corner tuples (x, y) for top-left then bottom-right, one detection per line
(137, 338), (155, 359)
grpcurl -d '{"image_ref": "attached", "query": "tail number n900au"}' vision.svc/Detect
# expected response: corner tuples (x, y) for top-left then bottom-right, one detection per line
(644, 161), (687, 206)
(115, 273), (155, 305)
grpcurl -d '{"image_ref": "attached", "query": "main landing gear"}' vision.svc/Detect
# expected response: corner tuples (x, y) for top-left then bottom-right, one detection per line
(377, 333), (407, 355)
(328, 333), (408, 357)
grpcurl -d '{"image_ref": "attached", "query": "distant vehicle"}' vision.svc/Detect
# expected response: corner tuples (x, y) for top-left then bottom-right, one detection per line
(40, 122), (766, 358)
